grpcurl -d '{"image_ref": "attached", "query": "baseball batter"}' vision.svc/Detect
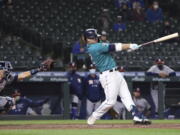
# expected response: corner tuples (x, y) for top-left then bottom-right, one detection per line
(82, 28), (151, 125)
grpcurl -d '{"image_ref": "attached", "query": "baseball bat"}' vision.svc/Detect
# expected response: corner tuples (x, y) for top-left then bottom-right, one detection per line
(140, 33), (179, 46)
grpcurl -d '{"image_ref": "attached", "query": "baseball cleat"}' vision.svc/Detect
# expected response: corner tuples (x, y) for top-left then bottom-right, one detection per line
(143, 119), (152, 125)
(87, 115), (96, 125)
(133, 116), (151, 125)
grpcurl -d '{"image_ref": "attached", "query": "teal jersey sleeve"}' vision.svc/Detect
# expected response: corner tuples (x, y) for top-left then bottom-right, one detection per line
(86, 43), (117, 72)
(96, 43), (109, 53)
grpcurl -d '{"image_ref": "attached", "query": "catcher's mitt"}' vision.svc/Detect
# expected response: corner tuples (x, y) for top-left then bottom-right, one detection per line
(39, 58), (55, 71)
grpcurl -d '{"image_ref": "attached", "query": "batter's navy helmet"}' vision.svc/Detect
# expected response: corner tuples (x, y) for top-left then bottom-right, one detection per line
(84, 28), (99, 39)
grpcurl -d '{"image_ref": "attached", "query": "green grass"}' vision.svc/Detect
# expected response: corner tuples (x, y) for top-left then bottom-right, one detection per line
(0, 119), (180, 125)
(0, 129), (179, 135)
(0, 120), (179, 135)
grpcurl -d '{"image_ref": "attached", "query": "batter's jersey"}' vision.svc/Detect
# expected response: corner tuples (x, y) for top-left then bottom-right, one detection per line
(86, 43), (117, 72)
(133, 97), (151, 113)
(147, 65), (175, 74)
(84, 75), (103, 102)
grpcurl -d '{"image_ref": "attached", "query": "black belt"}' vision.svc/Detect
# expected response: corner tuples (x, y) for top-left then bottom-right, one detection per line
(100, 68), (118, 74)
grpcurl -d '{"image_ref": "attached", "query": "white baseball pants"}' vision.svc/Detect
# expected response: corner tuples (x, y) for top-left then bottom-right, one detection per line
(92, 70), (135, 119)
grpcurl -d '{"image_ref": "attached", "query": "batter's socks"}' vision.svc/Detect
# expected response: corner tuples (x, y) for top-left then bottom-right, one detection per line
(130, 105), (143, 118)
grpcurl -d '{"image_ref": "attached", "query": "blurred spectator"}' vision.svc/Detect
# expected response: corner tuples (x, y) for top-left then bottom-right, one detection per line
(146, 1), (163, 23)
(131, 2), (145, 21)
(96, 8), (111, 31)
(0, 0), (3, 7)
(133, 88), (151, 117)
(115, 0), (145, 9)
(160, 20), (177, 43)
(146, 59), (176, 117)
(119, 3), (132, 21)
(6, 0), (13, 9)
(99, 30), (109, 43)
(114, 0), (130, 8)
(0, 0), (13, 8)
(146, 59), (176, 78)
(113, 16), (126, 32)
(129, 0), (145, 9)
(72, 36), (90, 69)
(8, 89), (49, 115)
(67, 62), (84, 119)
(84, 64), (103, 117)
(72, 38), (85, 55)
(161, 21), (173, 36)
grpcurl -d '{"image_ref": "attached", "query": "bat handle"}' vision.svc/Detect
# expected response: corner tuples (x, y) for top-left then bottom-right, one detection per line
(139, 41), (154, 46)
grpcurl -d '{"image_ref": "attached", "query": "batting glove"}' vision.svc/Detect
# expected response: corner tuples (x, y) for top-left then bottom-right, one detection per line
(129, 44), (140, 51)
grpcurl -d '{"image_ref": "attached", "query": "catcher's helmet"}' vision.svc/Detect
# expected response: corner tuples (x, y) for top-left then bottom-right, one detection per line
(0, 96), (15, 112)
(84, 28), (99, 39)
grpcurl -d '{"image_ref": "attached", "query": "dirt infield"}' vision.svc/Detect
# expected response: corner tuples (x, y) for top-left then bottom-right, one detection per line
(0, 123), (180, 130)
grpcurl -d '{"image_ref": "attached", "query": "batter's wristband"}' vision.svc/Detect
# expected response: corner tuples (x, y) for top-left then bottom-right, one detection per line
(30, 69), (39, 75)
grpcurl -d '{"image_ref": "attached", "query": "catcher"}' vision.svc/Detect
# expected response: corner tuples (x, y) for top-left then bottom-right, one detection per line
(0, 59), (54, 113)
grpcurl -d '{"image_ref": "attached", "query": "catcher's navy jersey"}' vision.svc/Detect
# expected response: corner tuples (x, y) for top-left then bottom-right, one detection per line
(86, 43), (116, 72)
(8, 97), (47, 114)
